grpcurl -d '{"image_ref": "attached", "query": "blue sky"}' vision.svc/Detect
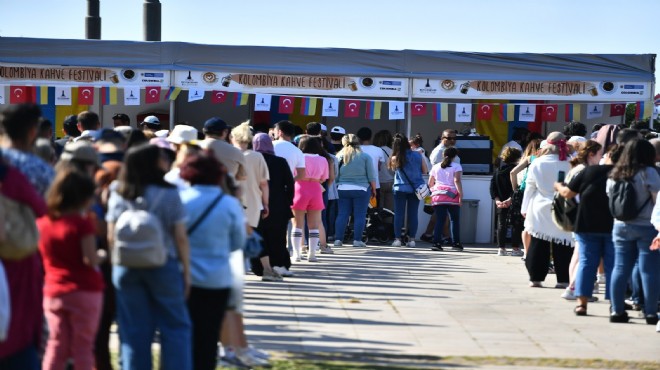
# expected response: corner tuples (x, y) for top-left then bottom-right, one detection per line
(0, 0), (657, 93)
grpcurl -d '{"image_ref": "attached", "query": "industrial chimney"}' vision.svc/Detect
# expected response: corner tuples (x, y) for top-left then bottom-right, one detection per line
(86, 0), (101, 39)
(144, 0), (161, 41)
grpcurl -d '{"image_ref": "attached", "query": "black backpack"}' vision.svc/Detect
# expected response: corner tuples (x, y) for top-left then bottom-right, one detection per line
(608, 178), (650, 221)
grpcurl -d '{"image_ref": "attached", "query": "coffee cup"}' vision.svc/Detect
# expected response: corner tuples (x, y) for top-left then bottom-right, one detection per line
(588, 86), (598, 96)
(460, 82), (471, 94)
(109, 74), (119, 84)
(221, 75), (232, 87)
(348, 80), (358, 92)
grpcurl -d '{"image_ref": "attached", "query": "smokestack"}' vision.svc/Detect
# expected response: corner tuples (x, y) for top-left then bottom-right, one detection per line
(86, 0), (101, 39)
(144, 0), (161, 41)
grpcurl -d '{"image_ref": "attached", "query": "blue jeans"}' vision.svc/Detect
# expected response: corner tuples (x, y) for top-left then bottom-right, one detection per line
(0, 344), (40, 370)
(335, 188), (371, 242)
(113, 257), (192, 370)
(433, 204), (461, 243)
(393, 191), (419, 238)
(326, 199), (338, 238)
(610, 223), (660, 316)
(573, 232), (614, 299)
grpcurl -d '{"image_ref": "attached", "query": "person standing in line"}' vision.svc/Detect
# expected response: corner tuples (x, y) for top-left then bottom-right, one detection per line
(374, 130), (395, 211)
(357, 127), (387, 209)
(38, 169), (105, 370)
(390, 133), (427, 248)
(333, 134), (377, 248)
(490, 147), (523, 256)
(428, 147), (463, 251)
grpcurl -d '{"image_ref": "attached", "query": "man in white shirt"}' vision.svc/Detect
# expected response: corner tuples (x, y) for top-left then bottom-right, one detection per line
(357, 127), (386, 192)
(496, 127), (527, 168)
(429, 129), (461, 166)
(273, 120), (306, 180)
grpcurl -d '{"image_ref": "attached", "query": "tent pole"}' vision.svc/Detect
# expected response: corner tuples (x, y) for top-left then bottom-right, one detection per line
(406, 78), (412, 137)
(169, 71), (175, 130)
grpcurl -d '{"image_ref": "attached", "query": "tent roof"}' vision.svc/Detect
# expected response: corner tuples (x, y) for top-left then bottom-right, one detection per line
(0, 37), (655, 82)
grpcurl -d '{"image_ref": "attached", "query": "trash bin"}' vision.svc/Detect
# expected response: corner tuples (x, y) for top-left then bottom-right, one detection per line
(460, 199), (479, 244)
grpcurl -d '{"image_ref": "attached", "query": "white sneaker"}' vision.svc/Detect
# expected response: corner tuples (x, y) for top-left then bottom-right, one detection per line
(391, 239), (402, 247)
(261, 270), (283, 282)
(561, 287), (576, 300)
(247, 345), (270, 360)
(510, 249), (524, 257)
(406, 240), (416, 248)
(353, 240), (367, 248)
(597, 273), (606, 285)
(593, 281), (599, 295)
(497, 248), (507, 256)
(333, 240), (343, 247)
(236, 347), (270, 367)
(273, 266), (294, 277)
(320, 246), (334, 254)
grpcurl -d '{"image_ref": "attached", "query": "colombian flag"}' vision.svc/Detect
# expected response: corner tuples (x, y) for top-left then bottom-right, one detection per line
(164, 87), (182, 101)
(101, 87), (118, 105)
(635, 101), (653, 120)
(365, 101), (382, 120)
(564, 104), (581, 121)
(234, 92), (249, 106)
(300, 97), (318, 115)
(499, 103), (515, 122)
(36, 86), (49, 105)
(432, 103), (448, 122)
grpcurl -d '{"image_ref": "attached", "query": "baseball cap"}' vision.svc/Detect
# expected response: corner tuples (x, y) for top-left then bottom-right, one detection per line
(331, 126), (346, 135)
(203, 117), (228, 134)
(167, 125), (198, 144)
(567, 136), (586, 144)
(93, 128), (126, 143)
(60, 141), (100, 165)
(112, 113), (130, 122)
(140, 115), (161, 129)
(63, 115), (78, 130)
(320, 124), (328, 132)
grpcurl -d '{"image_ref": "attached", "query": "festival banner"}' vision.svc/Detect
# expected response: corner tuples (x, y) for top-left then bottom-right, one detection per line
(518, 104), (536, 122)
(586, 104), (603, 119)
(477, 103), (493, 120)
(455, 103), (472, 122)
(499, 103), (515, 122)
(565, 104), (581, 121)
(388, 101), (405, 120)
(541, 104), (558, 121)
(321, 98), (339, 117)
(144, 86), (161, 104)
(412, 78), (652, 102)
(211, 90), (228, 104)
(411, 102), (427, 116)
(78, 86), (95, 105)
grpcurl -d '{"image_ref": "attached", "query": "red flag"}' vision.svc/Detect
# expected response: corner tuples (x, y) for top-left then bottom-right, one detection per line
(144, 86), (161, 104)
(78, 86), (95, 105)
(9, 86), (35, 104)
(541, 104), (558, 121)
(278, 96), (294, 114)
(211, 90), (227, 104)
(411, 102), (427, 116)
(477, 104), (493, 119)
(610, 103), (625, 117)
(344, 100), (360, 118)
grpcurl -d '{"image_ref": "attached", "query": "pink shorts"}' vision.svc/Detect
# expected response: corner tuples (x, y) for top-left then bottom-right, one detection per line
(293, 181), (325, 211)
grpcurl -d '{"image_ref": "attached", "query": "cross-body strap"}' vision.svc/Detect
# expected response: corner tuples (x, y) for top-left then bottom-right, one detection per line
(187, 192), (225, 235)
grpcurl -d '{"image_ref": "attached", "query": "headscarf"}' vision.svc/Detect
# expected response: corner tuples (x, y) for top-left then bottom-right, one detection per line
(252, 132), (274, 155)
(546, 131), (569, 161)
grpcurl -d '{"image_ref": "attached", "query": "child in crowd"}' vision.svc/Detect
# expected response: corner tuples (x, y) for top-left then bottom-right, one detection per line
(37, 168), (105, 370)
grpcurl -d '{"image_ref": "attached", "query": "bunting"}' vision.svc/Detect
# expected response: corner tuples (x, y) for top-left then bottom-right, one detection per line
(9, 86), (35, 104)
(211, 90), (227, 104)
(144, 86), (161, 104)
(300, 97), (318, 115)
(635, 101), (653, 120)
(37, 86), (49, 105)
(565, 104), (581, 121)
(432, 103), (448, 122)
(101, 87), (118, 105)
(499, 103), (515, 121)
(477, 103), (493, 120)
(541, 104), (558, 121)
(609, 103), (626, 117)
(344, 100), (360, 118)
(234, 92), (249, 106)
(278, 96), (294, 114)
(411, 102), (427, 116)
(78, 86), (95, 105)
(165, 86), (182, 101)
(365, 101), (382, 120)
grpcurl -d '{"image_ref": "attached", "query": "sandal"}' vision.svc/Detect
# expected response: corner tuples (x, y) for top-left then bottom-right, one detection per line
(574, 304), (587, 316)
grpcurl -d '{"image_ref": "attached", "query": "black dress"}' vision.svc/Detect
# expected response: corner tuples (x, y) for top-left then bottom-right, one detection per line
(250, 153), (295, 274)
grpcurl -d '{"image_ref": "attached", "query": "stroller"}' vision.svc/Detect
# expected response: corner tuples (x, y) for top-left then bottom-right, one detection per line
(343, 207), (395, 244)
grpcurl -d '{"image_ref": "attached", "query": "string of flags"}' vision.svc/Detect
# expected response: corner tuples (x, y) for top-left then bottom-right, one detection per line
(1, 85), (655, 121)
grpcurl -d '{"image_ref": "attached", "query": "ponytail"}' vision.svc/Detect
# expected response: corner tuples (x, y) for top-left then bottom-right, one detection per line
(440, 147), (458, 169)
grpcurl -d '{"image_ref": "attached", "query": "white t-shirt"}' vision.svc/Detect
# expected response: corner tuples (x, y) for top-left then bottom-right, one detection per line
(361, 144), (386, 188)
(273, 139), (305, 175)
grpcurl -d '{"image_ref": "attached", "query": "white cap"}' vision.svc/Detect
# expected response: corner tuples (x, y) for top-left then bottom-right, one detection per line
(331, 126), (346, 135)
(167, 125), (198, 144)
(320, 124), (328, 132)
(143, 115), (160, 124)
(567, 136), (587, 144)
(154, 129), (169, 138)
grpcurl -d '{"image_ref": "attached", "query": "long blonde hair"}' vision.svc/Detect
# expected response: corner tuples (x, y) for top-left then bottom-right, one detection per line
(340, 133), (361, 165)
(231, 120), (253, 145)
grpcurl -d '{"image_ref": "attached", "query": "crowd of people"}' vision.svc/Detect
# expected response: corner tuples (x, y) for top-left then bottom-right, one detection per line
(0, 103), (659, 370)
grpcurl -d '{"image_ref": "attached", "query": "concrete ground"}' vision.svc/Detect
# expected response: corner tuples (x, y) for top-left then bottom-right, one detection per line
(243, 243), (660, 367)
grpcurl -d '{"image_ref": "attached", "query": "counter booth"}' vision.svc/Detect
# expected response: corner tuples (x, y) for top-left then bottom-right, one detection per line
(0, 38), (655, 244)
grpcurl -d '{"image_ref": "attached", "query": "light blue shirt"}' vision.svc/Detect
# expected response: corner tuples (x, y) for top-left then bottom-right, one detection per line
(179, 185), (246, 289)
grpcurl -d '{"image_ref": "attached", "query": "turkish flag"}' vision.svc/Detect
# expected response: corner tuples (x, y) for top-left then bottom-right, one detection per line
(144, 86), (161, 104)
(278, 96), (294, 114)
(211, 90), (227, 104)
(610, 103), (626, 117)
(344, 100), (360, 118)
(411, 102), (427, 116)
(542, 104), (558, 121)
(78, 86), (95, 105)
(9, 86), (35, 104)
(477, 104), (493, 119)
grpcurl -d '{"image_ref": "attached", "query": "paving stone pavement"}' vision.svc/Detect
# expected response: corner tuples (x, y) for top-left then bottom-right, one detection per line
(243, 243), (660, 365)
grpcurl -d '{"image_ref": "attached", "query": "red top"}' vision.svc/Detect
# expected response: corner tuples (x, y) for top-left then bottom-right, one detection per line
(37, 214), (104, 297)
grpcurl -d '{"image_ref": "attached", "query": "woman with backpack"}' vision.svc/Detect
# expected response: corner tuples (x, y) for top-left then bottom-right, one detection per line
(106, 144), (192, 370)
(428, 147), (463, 251)
(520, 132), (572, 288)
(606, 139), (660, 324)
(390, 133), (428, 248)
